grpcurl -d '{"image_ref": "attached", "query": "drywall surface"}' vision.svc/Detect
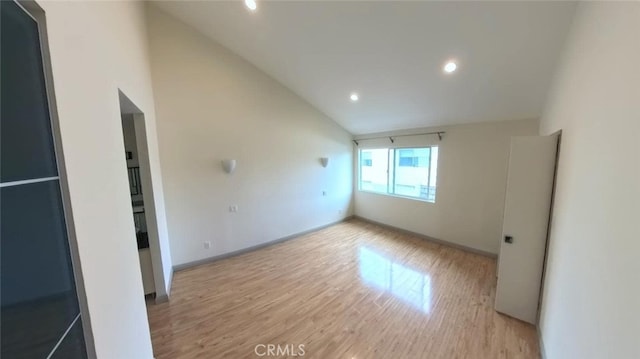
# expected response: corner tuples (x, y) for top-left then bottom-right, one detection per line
(538, 2), (640, 359)
(37, 1), (172, 357)
(354, 119), (539, 255)
(146, 6), (353, 266)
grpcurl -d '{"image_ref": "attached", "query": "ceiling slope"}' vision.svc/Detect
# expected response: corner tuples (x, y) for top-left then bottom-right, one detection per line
(154, 1), (577, 135)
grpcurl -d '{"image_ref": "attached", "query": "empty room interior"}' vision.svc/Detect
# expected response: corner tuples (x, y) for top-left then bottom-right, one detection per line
(1, 1), (638, 358)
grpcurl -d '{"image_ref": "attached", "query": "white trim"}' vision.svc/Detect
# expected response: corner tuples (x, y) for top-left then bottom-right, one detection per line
(13, 0), (38, 22)
(0, 176), (59, 188)
(357, 188), (437, 204)
(45, 313), (81, 359)
(537, 324), (547, 359)
(354, 216), (498, 258)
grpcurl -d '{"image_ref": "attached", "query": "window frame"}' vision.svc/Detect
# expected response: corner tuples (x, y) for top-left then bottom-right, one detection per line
(358, 145), (438, 203)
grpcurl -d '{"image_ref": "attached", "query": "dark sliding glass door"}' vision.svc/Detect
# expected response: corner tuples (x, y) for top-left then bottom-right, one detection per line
(1, 1), (88, 358)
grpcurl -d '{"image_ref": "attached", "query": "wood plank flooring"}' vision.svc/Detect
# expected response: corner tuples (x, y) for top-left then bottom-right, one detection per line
(147, 219), (539, 358)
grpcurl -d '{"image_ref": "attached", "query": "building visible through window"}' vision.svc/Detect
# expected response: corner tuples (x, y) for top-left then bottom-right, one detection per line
(359, 146), (438, 202)
(361, 151), (373, 166)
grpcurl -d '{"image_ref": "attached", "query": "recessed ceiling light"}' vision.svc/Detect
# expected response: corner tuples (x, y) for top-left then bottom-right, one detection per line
(245, 0), (257, 11)
(443, 61), (457, 73)
(350, 93), (359, 102)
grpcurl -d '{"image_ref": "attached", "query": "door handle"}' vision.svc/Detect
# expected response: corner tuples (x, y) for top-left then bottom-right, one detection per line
(504, 235), (513, 244)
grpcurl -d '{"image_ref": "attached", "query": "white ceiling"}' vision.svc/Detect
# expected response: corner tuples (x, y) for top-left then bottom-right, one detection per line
(154, 1), (577, 135)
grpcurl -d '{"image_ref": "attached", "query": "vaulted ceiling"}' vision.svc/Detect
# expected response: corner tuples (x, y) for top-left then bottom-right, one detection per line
(154, 1), (577, 135)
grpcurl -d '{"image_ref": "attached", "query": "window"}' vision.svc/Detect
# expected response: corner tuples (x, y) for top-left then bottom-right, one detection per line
(359, 148), (388, 193)
(359, 146), (438, 202)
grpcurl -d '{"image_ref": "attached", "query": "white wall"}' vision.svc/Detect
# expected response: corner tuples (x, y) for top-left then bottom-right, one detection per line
(354, 119), (538, 255)
(38, 1), (172, 357)
(538, 3), (640, 358)
(146, 6), (354, 267)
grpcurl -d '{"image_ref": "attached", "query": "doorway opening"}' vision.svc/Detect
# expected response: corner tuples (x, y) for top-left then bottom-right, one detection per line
(118, 91), (169, 303)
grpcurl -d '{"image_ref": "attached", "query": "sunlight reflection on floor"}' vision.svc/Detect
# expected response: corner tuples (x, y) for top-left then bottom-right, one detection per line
(358, 246), (431, 314)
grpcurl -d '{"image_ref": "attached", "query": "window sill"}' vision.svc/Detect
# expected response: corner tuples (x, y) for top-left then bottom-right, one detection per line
(357, 189), (436, 204)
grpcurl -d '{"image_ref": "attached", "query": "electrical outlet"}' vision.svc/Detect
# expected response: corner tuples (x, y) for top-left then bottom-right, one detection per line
(229, 205), (238, 213)
(322, 190), (327, 196)
(203, 241), (211, 249)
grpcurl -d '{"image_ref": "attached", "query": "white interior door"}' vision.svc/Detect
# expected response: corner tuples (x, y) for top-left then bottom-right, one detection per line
(495, 135), (558, 324)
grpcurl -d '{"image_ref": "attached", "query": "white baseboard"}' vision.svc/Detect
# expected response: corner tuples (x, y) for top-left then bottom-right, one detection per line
(354, 215), (498, 258)
(166, 267), (173, 297)
(154, 268), (174, 304)
(538, 325), (547, 359)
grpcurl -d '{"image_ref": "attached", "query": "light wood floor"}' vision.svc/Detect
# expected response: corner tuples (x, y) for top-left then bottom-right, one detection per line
(147, 219), (539, 359)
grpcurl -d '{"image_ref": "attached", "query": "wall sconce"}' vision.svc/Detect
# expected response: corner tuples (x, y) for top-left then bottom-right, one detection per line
(221, 159), (236, 174)
(320, 157), (329, 168)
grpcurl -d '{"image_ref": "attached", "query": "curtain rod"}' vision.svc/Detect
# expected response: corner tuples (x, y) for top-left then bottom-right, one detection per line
(352, 131), (445, 146)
